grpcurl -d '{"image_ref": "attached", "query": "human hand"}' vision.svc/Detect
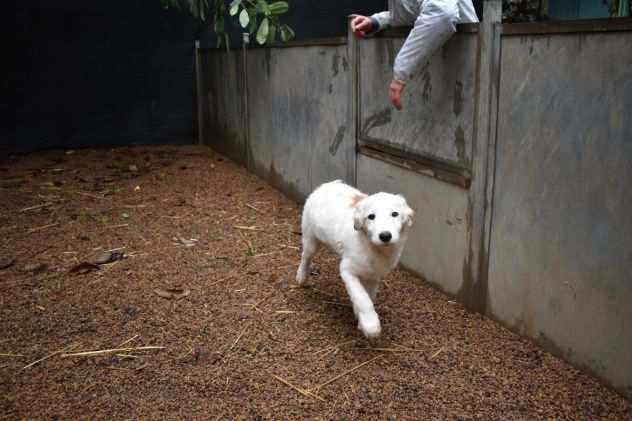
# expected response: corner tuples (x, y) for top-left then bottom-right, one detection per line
(351, 15), (372, 38)
(389, 79), (405, 111)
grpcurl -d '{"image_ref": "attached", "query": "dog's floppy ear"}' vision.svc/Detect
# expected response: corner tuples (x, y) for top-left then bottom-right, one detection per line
(353, 203), (364, 231)
(353, 207), (364, 231)
(397, 195), (414, 228)
(403, 205), (414, 227)
(351, 194), (366, 231)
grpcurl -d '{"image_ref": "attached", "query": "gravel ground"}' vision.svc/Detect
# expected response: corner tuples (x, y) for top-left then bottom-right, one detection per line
(1, 145), (630, 420)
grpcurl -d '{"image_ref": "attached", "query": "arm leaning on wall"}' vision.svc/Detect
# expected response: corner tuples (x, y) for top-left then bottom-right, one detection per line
(368, 1), (464, 110)
(392, 0), (460, 84)
(369, 11), (393, 32)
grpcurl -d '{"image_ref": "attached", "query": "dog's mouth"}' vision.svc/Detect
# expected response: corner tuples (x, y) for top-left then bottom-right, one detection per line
(373, 239), (396, 247)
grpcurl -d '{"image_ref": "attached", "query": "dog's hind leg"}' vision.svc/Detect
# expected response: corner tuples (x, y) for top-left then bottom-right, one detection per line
(296, 230), (320, 286)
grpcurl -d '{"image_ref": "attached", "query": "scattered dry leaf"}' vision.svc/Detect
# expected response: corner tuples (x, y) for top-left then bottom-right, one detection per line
(154, 288), (191, 300)
(0, 258), (15, 270)
(70, 262), (100, 274)
(94, 250), (125, 265)
(20, 263), (47, 273)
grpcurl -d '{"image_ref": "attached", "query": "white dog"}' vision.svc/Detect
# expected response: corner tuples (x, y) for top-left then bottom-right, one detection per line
(296, 180), (414, 337)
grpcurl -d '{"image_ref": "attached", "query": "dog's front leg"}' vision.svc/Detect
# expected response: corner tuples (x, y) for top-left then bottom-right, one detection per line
(340, 262), (381, 338)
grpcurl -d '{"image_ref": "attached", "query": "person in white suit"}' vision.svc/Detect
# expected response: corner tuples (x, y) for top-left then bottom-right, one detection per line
(351, 0), (479, 110)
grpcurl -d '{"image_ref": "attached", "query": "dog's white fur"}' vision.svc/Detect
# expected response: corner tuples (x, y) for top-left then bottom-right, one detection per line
(296, 180), (414, 337)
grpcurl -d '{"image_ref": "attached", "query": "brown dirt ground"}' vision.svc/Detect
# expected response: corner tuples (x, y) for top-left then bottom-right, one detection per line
(1, 145), (630, 421)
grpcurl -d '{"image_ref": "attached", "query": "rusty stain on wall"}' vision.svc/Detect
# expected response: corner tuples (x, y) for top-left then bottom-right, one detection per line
(264, 48), (272, 79)
(342, 56), (349, 72)
(386, 39), (396, 65)
(361, 107), (392, 138)
(455, 125), (466, 163)
(422, 70), (432, 103)
(329, 125), (346, 156)
(331, 54), (340, 77)
(332, 54), (340, 77)
(453, 80), (464, 116)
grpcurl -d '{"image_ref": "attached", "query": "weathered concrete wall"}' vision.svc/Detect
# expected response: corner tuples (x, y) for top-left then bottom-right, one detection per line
(358, 32), (478, 170)
(199, 42), (353, 201)
(198, 49), (247, 165)
(487, 30), (632, 399)
(246, 45), (354, 201)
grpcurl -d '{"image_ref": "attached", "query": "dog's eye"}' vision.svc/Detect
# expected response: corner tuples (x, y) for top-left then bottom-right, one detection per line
(367, 214), (375, 220)
(391, 212), (399, 217)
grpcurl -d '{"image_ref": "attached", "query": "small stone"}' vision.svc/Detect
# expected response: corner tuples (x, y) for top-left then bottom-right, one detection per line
(124, 306), (141, 317)
(0, 258), (16, 270)
(94, 251), (124, 265)
(21, 263), (46, 273)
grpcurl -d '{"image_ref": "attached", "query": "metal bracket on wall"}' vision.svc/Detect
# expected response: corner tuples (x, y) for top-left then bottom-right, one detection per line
(462, 0), (503, 313)
(242, 32), (252, 171)
(375, 23), (479, 39)
(500, 16), (632, 35)
(348, 15), (360, 187)
(358, 140), (472, 188)
(195, 40), (203, 145)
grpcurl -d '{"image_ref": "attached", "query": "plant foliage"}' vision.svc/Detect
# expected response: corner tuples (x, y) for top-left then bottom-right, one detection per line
(161, 0), (294, 48)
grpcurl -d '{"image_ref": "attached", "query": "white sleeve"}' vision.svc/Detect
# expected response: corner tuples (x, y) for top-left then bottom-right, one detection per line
(370, 11), (392, 31)
(393, 0), (460, 84)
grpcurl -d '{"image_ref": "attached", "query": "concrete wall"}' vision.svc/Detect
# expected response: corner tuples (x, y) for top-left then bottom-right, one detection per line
(198, 42), (354, 201)
(196, 12), (632, 400)
(198, 49), (246, 164)
(487, 29), (632, 399)
(246, 45), (354, 201)
(358, 32), (478, 171)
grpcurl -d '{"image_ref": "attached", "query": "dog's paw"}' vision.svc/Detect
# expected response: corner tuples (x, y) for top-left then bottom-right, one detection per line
(295, 268), (307, 286)
(358, 311), (381, 338)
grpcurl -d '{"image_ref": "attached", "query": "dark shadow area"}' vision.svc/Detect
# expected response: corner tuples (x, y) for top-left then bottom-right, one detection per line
(7, 1), (204, 156)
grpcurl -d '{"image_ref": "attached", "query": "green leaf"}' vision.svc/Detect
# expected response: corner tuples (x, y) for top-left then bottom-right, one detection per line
(189, 0), (198, 17)
(229, 0), (241, 16)
(269, 1), (289, 15)
(280, 26), (288, 42)
(199, 0), (206, 21)
(280, 24), (294, 42)
(248, 9), (257, 33)
(256, 17), (269, 45)
(239, 8), (250, 28)
(214, 14), (224, 33)
(267, 22), (277, 43)
(257, 0), (271, 15)
(161, 0), (180, 10)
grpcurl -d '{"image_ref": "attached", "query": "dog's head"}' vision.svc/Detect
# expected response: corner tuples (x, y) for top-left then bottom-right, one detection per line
(353, 192), (414, 247)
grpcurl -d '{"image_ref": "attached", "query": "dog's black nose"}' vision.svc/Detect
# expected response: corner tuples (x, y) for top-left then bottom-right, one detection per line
(379, 231), (392, 243)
